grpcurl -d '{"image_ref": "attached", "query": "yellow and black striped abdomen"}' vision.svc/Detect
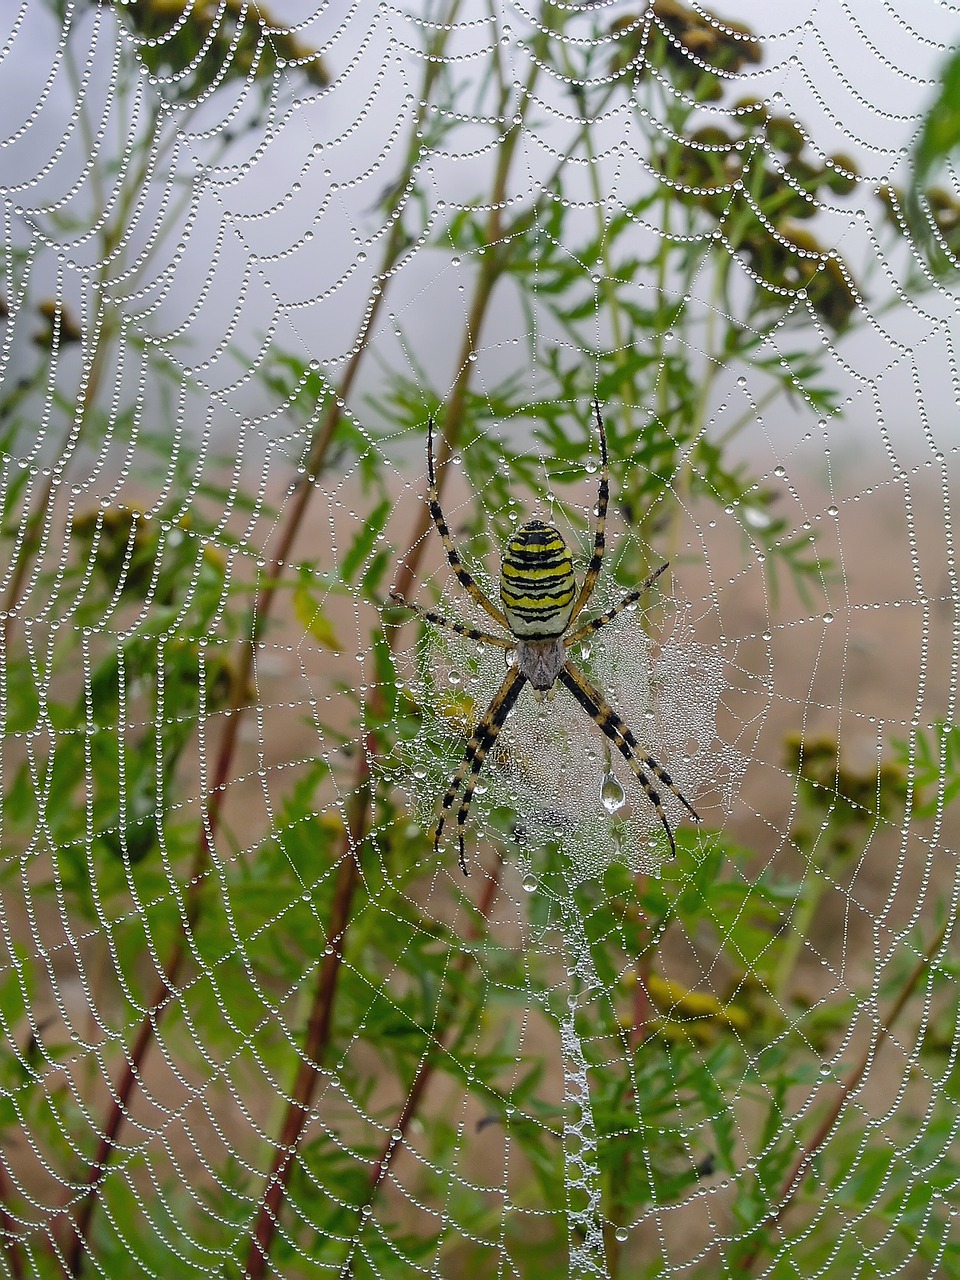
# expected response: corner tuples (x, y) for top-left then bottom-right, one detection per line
(499, 520), (577, 638)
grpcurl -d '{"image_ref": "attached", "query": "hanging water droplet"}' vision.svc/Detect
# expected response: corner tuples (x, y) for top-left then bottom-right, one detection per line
(522, 873), (537, 892)
(600, 772), (625, 813)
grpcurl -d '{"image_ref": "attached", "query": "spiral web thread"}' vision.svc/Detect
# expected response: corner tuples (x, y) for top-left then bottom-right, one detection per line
(1, 3), (959, 1278)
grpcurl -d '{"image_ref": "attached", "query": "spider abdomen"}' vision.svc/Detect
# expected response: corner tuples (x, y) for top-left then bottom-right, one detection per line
(500, 520), (576, 640)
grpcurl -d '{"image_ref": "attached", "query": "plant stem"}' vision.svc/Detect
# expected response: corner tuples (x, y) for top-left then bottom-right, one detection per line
(240, 31), (545, 1273)
(738, 916), (950, 1273)
(239, 255), (497, 1270)
(244, 743), (371, 1280)
(61, 119), (433, 1280)
(0, 1162), (24, 1279)
(335, 855), (505, 1278)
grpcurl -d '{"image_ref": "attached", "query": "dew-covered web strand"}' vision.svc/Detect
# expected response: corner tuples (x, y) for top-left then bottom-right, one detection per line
(2, 4), (959, 1280)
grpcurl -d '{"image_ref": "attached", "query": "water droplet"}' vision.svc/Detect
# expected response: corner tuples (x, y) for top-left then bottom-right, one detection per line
(522, 874), (536, 892)
(600, 773), (626, 813)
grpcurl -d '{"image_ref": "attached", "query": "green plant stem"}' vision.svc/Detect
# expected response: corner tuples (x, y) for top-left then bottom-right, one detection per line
(713, 381), (782, 450)
(767, 839), (832, 1010)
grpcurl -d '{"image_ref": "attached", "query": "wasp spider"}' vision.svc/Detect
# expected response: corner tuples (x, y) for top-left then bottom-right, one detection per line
(391, 404), (700, 875)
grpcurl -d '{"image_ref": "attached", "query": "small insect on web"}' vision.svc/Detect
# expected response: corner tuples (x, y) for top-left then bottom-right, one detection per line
(390, 403), (701, 875)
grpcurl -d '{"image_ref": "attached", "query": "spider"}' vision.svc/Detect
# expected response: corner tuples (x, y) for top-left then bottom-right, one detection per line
(391, 403), (700, 875)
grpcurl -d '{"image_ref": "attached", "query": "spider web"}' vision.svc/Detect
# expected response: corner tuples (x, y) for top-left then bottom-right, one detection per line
(389, 561), (741, 881)
(1, 2), (958, 1278)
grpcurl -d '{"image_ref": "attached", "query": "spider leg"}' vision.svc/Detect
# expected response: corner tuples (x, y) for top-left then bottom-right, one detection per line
(569, 400), (609, 623)
(557, 661), (700, 857)
(565, 563), (669, 648)
(427, 418), (509, 629)
(389, 592), (513, 649)
(434, 664), (527, 875)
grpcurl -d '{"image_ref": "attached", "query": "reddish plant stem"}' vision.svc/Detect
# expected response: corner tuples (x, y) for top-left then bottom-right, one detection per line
(245, 746), (371, 1280)
(62, 234), (402, 1272)
(64, 102), (491, 1280)
(0, 1163), (24, 1280)
(50, 14), (463, 1268)
(71, 21), (528, 1268)
(738, 926), (946, 1273)
(240, 148), (521, 1270)
(364, 854), (505, 1200)
(241, 253), (502, 1276)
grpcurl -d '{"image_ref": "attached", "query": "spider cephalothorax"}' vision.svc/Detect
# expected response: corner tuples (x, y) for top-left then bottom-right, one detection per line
(391, 403), (700, 874)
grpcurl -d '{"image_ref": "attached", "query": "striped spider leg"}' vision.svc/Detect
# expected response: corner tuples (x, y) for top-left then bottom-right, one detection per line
(562, 564), (701, 855)
(387, 593), (512, 652)
(564, 562), (670, 648)
(567, 399), (610, 624)
(388, 589), (518, 874)
(425, 416), (509, 629)
(392, 418), (516, 873)
(433, 664), (528, 875)
(557, 661), (700, 857)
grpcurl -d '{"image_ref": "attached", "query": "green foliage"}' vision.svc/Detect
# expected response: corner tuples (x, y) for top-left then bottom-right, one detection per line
(113, 0), (329, 101)
(0, 2), (956, 1279)
(914, 46), (960, 188)
(893, 720), (960, 818)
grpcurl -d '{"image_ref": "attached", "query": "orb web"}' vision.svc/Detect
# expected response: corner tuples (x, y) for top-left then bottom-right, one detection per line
(0, 2), (959, 1279)
(389, 544), (747, 882)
